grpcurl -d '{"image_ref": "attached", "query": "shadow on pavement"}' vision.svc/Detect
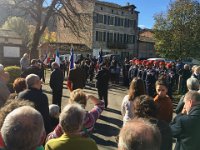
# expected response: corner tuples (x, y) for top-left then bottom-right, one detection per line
(91, 134), (117, 147)
(99, 115), (123, 128)
(104, 108), (122, 115)
(43, 89), (69, 99)
(93, 122), (120, 137)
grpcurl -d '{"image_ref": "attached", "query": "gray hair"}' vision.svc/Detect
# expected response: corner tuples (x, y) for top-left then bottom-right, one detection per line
(25, 74), (40, 88)
(49, 104), (60, 117)
(51, 62), (59, 69)
(184, 64), (190, 70)
(118, 118), (161, 150)
(184, 91), (200, 103)
(187, 78), (199, 91)
(1, 106), (44, 150)
(59, 103), (85, 134)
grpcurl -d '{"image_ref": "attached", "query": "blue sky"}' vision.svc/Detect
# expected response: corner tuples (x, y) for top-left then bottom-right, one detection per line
(100, 0), (173, 29)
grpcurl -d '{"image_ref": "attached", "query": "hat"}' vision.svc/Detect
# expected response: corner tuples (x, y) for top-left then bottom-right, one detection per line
(166, 63), (172, 68)
(159, 61), (165, 66)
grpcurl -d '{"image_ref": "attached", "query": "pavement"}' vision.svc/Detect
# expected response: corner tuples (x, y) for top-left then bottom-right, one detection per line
(43, 70), (128, 150)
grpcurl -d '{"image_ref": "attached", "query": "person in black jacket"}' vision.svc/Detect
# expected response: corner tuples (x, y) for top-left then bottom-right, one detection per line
(21, 59), (42, 79)
(50, 62), (64, 110)
(170, 91), (200, 150)
(95, 63), (110, 108)
(18, 74), (52, 134)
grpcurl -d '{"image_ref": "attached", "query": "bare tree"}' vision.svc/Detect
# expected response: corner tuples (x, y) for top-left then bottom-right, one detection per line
(7, 0), (93, 59)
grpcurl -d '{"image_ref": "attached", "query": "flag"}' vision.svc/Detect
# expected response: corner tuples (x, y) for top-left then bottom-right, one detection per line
(69, 47), (74, 69)
(43, 53), (48, 65)
(67, 47), (74, 92)
(98, 48), (103, 64)
(55, 49), (60, 66)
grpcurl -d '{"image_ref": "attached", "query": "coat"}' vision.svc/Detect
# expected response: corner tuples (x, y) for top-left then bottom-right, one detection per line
(50, 68), (63, 91)
(18, 88), (52, 133)
(95, 68), (109, 89)
(170, 105), (200, 150)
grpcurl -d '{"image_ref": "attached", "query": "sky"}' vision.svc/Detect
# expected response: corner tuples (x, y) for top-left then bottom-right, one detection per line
(100, 0), (173, 29)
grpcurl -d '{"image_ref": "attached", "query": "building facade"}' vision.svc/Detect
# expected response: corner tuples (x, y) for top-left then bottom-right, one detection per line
(138, 29), (155, 59)
(57, 0), (139, 60)
(0, 29), (24, 65)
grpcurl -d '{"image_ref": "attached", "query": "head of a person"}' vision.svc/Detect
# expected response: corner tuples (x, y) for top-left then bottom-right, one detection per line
(191, 65), (197, 74)
(26, 74), (42, 90)
(13, 78), (27, 93)
(51, 62), (59, 70)
(59, 103), (85, 134)
(155, 79), (168, 98)
(0, 99), (34, 129)
(23, 53), (28, 59)
(68, 89), (87, 108)
(184, 91), (200, 114)
(187, 77), (199, 91)
(49, 104), (60, 118)
(31, 59), (38, 66)
(194, 66), (200, 75)
(128, 77), (146, 101)
(133, 95), (157, 119)
(184, 64), (190, 70)
(1, 106), (45, 150)
(118, 118), (161, 150)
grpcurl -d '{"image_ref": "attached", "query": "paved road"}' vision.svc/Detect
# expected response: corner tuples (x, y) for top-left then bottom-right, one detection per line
(43, 70), (128, 150)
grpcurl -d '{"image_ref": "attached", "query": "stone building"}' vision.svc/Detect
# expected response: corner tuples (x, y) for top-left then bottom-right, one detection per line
(138, 28), (155, 59)
(57, 0), (139, 61)
(0, 29), (24, 65)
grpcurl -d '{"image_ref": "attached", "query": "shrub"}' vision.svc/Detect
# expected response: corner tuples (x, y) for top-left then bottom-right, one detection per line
(4, 66), (21, 92)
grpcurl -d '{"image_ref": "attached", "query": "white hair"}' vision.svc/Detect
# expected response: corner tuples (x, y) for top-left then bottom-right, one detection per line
(49, 104), (60, 117)
(1, 106), (44, 150)
(25, 74), (40, 88)
(59, 103), (85, 133)
(187, 77), (199, 91)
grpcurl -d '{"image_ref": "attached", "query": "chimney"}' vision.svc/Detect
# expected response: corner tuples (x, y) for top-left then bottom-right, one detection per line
(127, 2), (130, 6)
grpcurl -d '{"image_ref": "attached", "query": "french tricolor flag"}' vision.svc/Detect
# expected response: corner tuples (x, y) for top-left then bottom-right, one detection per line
(55, 49), (60, 66)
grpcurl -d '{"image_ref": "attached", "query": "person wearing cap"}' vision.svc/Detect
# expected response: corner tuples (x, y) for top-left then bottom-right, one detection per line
(128, 59), (139, 83)
(145, 61), (156, 97)
(95, 63), (110, 108)
(122, 58), (130, 87)
(166, 63), (175, 98)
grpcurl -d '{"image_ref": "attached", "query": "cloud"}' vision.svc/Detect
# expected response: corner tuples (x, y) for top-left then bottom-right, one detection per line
(138, 25), (146, 29)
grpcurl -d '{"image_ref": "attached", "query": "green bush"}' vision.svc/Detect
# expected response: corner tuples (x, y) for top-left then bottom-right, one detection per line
(4, 66), (21, 92)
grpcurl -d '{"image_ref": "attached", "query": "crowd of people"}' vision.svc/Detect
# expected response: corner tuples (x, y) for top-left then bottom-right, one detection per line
(0, 52), (200, 150)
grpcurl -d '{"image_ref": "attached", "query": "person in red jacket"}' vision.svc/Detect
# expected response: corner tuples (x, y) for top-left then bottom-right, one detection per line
(154, 79), (173, 123)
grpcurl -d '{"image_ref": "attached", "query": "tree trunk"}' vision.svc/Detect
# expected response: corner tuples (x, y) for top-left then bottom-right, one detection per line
(30, 29), (41, 59)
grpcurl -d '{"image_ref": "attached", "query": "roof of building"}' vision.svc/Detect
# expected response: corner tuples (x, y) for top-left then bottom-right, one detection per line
(139, 36), (155, 43)
(96, 0), (137, 11)
(0, 29), (22, 39)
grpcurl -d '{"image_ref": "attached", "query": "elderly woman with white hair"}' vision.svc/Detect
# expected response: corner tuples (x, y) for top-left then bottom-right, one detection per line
(45, 103), (98, 150)
(175, 77), (199, 114)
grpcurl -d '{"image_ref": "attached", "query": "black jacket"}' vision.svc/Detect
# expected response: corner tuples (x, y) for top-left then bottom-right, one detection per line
(21, 66), (42, 79)
(95, 68), (110, 89)
(170, 105), (200, 150)
(50, 68), (64, 91)
(18, 88), (52, 133)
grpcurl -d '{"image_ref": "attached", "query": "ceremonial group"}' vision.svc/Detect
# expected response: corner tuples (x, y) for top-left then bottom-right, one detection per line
(0, 52), (200, 150)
